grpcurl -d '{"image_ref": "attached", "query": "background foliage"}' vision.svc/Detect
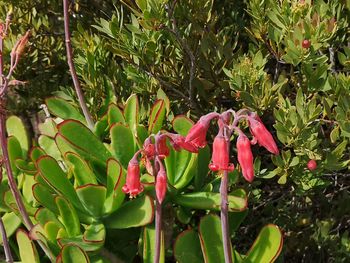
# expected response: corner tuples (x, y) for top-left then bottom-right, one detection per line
(1, 0), (350, 262)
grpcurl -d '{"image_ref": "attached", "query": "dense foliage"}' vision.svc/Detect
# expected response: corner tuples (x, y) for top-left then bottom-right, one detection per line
(0, 0), (350, 262)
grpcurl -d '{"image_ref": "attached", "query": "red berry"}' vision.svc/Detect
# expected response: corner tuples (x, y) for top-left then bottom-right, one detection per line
(302, 39), (311, 49)
(307, 160), (317, 171)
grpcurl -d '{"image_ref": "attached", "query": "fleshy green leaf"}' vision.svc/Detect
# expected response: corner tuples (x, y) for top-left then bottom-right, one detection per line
(65, 152), (97, 186)
(148, 99), (166, 134)
(55, 196), (81, 237)
(142, 225), (165, 263)
(16, 229), (40, 263)
(172, 115), (194, 136)
(174, 229), (204, 263)
(76, 184), (107, 217)
(0, 212), (21, 245)
(243, 224), (283, 263)
(46, 97), (85, 123)
(174, 192), (247, 212)
(57, 244), (90, 263)
(104, 195), (154, 229)
(6, 116), (29, 154)
(124, 94), (139, 131)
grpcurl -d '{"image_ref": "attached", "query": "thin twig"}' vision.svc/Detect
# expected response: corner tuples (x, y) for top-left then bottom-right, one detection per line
(62, 0), (94, 129)
(164, 0), (198, 111)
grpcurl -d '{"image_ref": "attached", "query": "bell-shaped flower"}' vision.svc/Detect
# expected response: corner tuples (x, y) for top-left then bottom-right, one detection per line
(209, 133), (234, 172)
(248, 118), (279, 155)
(185, 112), (219, 148)
(155, 166), (167, 204)
(237, 133), (254, 182)
(143, 137), (155, 159)
(122, 158), (144, 198)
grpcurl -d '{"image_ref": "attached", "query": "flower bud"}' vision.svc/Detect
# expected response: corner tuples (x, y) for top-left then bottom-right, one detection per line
(249, 118), (279, 155)
(156, 168), (167, 204)
(143, 137), (155, 158)
(209, 134), (234, 172)
(307, 159), (317, 171)
(185, 112), (219, 148)
(237, 134), (254, 182)
(122, 159), (144, 198)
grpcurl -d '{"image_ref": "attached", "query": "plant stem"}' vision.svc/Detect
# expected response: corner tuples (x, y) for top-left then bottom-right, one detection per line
(220, 170), (233, 263)
(154, 198), (162, 263)
(0, 217), (13, 263)
(62, 0), (94, 129)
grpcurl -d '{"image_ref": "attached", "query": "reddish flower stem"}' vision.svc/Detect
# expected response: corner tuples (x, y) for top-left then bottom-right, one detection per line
(154, 198), (162, 263)
(0, 216), (13, 263)
(62, 0), (94, 130)
(220, 169), (233, 263)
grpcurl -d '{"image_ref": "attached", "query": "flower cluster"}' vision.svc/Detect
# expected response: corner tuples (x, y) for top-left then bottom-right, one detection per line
(122, 110), (279, 200)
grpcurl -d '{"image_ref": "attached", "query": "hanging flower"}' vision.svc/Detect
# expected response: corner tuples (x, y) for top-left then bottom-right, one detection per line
(167, 134), (198, 153)
(122, 158), (144, 198)
(237, 133), (254, 182)
(209, 133), (234, 172)
(185, 112), (219, 148)
(248, 118), (279, 155)
(157, 136), (170, 158)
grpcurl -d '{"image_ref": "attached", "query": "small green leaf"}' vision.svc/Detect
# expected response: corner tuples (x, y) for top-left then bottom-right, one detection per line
(173, 192), (247, 212)
(30, 147), (47, 162)
(38, 135), (62, 161)
(46, 97), (85, 123)
(83, 223), (106, 244)
(243, 224), (283, 263)
(174, 229), (204, 263)
(15, 159), (36, 175)
(104, 195), (154, 229)
(32, 183), (59, 214)
(16, 229), (40, 263)
(8, 136), (23, 175)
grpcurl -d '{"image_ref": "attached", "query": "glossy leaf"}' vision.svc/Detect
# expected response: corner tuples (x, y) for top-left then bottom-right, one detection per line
(0, 212), (21, 245)
(83, 223), (106, 244)
(110, 123), (136, 168)
(57, 244), (90, 263)
(65, 152), (97, 186)
(199, 214), (226, 263)
(124, 94), (139, 131)
(174, 229), (204, 263)
(56, 196), (81, 237)
(243, 224), (283, 263)
(174, 192), (247, 212)
(36, 156), (82, 209)
(46, 97), (85, 123)
(15, 159), (36, 175)
(76, 184), (107, 217)
(16, 229), (40, 263)
(6, 115), (29, 154)
(30, 147), (47, 162)
(57, 120), (112, 163)
(104, 158), (126, 214)
(148, 99), (166, 134)
(7, 136), (23, 175)
(104, 195), (154, 229)
(108, 103), (125, 126)
(142, 225), (164, 263)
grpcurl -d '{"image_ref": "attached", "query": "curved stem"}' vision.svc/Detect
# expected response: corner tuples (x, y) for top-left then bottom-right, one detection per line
(0, 217), (13, 263)
(62, 0), (94, 130)
(220, 169), (233, 263)
(154, 198), (162, 263)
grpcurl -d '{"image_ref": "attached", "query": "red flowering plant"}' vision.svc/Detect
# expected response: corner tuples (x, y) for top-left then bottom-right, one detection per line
(122, 109), (280, 263)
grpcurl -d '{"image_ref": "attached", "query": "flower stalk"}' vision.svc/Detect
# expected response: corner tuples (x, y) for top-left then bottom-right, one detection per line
(62, 0), (94, 130)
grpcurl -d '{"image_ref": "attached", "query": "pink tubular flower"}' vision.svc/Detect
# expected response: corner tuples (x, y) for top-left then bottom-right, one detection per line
(156, 168), (167, 204)
(143, 137), (155, 158)
(248, 117), (279, 155)
(122, 159), (144, 198)
(209, 134), (234, 172)
(167, 134), (198, 153)
(185, 112), (219, 148)
(237, 133), (254, 182)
